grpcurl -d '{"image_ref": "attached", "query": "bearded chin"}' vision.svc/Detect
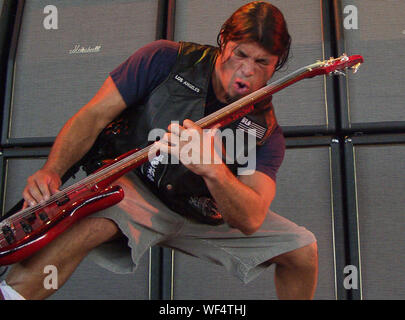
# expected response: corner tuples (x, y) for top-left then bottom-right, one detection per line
(224, 93), (243, 104)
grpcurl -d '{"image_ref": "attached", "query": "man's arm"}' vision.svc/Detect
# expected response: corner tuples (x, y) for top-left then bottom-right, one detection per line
(203, 166), (276, 235)
(154, 119), (276, 235)
(23, 76), (127, 207)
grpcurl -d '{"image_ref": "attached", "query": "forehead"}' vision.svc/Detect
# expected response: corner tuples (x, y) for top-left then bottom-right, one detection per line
(224, 40), (278, 61)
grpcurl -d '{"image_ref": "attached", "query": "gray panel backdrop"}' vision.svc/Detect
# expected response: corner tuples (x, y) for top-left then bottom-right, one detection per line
(1, 157), (150, 300)
(354, 144), (405, 299)
(8, 0), (159, 140)
(174, 0), (327, 129)
(342, 0), (405, 125)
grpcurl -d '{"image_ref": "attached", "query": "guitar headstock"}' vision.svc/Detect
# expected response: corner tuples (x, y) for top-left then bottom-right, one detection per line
(307, 54), (364, 77)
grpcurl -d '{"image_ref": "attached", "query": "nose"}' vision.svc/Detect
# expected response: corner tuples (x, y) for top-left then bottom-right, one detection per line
(241, 59), (255, 77)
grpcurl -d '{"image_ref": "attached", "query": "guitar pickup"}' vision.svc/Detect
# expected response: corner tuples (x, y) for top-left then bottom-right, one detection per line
(56, 195), (70, 206)
(1, 225), (16, 245)
(26, 212), (37, 223)
(38, 211), (49, 222)
(20, 220), (33, 234)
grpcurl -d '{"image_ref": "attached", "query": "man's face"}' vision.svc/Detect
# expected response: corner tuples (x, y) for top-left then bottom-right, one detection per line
(213, 40), (279, 103)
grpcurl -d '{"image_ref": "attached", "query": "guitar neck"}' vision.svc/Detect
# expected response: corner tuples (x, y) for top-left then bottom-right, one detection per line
(1, 54), (364, 228)
(38, 54), (364, 203)
(196, 63), (317, 129)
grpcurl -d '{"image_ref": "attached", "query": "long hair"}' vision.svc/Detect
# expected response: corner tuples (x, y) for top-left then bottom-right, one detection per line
(217, 1), (291, 71)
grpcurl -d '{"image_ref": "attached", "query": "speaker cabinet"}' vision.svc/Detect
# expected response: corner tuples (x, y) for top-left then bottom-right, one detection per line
(2, 0), (161, 145)
(173, 0), (334, 135)
(167, 137), (346, 300)
(344, 134), (405, 299)
(339, 0), (405, 132)
(0, 149), (151, 299)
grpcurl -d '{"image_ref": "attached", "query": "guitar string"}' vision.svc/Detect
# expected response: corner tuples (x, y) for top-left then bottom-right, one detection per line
(0, 65), (314, 244)
(0, 80), (275, 225)
(0, 148), (151, 226)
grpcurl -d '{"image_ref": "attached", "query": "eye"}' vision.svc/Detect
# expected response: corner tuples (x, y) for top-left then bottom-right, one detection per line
(235, 50), (247, 58)
(256, 59), (269, 66)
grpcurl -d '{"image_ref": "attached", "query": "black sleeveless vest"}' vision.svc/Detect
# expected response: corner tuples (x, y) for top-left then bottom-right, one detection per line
(83, 42), (279, 225)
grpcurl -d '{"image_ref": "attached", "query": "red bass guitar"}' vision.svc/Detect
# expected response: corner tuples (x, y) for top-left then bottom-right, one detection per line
(0, 54), (363, 266)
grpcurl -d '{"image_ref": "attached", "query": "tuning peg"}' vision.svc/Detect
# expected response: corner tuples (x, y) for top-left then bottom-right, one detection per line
(351, 62), (362, 74)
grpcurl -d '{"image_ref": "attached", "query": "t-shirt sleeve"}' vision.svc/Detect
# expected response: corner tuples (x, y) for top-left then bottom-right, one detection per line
(109, 39), (179, 107)
(254, 125), (286, 182)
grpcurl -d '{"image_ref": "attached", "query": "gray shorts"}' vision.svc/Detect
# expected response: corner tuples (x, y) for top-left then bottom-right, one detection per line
(89, 172), (316, 284)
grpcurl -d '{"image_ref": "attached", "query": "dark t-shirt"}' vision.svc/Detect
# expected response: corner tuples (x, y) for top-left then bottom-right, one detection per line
(110, 40), (285, 182)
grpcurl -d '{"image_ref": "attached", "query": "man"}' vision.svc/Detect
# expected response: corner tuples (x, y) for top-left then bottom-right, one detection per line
(0, 1), (318, 300)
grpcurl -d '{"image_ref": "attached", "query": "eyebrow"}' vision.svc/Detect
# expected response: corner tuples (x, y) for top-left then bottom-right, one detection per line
(235, 47), (271, 64)
(235, 48), (248, 57)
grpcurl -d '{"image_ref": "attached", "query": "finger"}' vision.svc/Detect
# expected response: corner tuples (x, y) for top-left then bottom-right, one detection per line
(155, 140), (179, 159)
(22, 187), (38, 207)
(22, 200), (29, 210)
(207, 124), (221, 138)
(49, 179), (61, 195)
(182, 119), (201, 131)
(161, 132), (171, 144)
(28, 179), (48, 204)
(162, 132), (180, 147)
(153, 140), (170, 154)
(167, 122), (184, 137)
(148, 143), (161, 161)
(211, 123), (222, 131)
(38, 180), (52, 201)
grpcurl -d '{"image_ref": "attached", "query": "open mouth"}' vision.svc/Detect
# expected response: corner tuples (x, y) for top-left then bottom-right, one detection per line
(234, 80), (250, 94)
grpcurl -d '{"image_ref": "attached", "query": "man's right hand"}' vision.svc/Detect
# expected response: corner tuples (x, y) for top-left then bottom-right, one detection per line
(22, 169), (62, 209)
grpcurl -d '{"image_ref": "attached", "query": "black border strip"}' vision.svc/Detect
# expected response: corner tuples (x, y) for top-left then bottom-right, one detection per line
(0, 0), (19, 144)
(341, 137), (362, 300)
(165, 0), (176, 41)
(153, 0), (176, 300)
(1, 0), (25, 147)
(329, 136), (350, 299)
(350, 133), (405, 145)
(332, 0), (350, 132)
(343, 122), (405, 135)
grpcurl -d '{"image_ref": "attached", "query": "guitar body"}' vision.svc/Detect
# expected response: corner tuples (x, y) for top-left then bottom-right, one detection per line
(0, 185), (124, 266)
